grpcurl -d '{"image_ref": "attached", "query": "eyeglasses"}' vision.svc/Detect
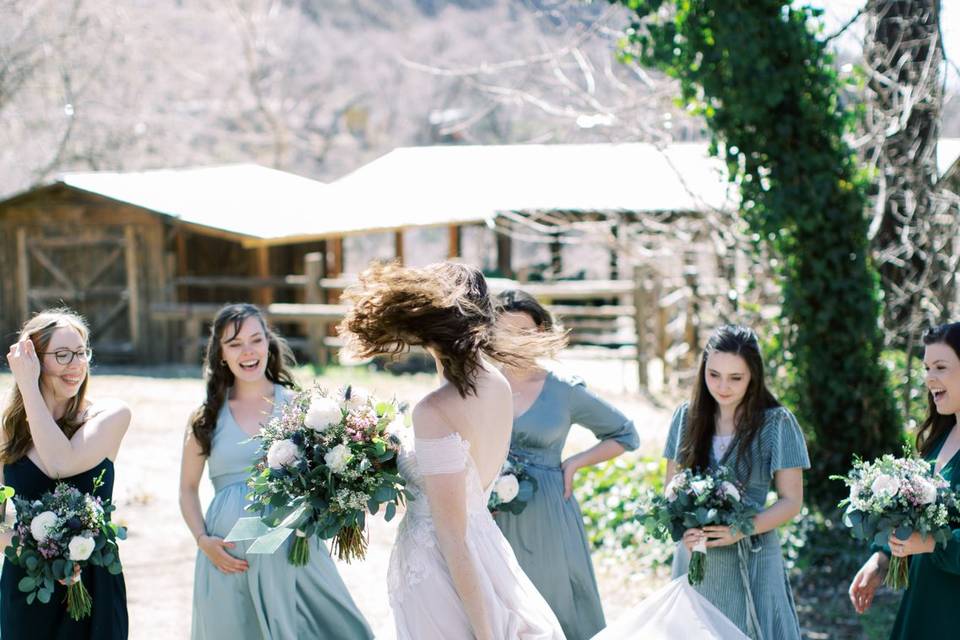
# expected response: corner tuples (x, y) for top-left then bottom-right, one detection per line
(39, 348), (93, 366)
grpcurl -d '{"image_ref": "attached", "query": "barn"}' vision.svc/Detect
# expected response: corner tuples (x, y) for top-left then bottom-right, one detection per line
(0, 142), (736, 365)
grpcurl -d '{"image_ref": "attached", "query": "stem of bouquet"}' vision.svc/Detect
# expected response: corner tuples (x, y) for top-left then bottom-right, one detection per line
(885, 556), (910, 590)
(65, 573), (92, 621)
(289, 530), (310, 567)
(688, 539), (707, 586)
(333, 525), (368, 563)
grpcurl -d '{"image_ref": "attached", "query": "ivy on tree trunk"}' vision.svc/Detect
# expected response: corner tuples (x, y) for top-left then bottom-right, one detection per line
(611, 0), (901, 505)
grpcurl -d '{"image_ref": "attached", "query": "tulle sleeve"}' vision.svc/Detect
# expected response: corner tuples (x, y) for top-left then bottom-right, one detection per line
(414, 434), (468, 476)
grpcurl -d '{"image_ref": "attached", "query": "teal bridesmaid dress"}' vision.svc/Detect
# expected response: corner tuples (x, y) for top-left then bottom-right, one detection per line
(191, 385), (373, 640)
(664, 403), (809, 640)
(493, 372), (640, 640)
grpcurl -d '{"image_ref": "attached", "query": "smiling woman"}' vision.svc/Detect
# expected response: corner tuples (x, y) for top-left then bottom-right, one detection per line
(177, 302), (373, 640)
(1, 308), (131, 639)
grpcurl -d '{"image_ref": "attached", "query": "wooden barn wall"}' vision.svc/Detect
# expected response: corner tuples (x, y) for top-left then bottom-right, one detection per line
(0, 187), (171, 362)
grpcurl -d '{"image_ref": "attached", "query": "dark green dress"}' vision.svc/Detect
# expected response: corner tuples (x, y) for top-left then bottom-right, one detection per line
(885, 428), (960, 639)
(0, 458), (128, 639)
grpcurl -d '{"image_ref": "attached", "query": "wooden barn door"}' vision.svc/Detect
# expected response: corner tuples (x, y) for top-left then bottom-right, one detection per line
(16, 225), (141, 360)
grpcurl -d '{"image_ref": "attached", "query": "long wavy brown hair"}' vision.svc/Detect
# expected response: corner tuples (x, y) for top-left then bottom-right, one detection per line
(2, 309), (92, 464)
(188, 304), (297, 456)
(678, 324), (780, 479)
(340, 262), (566, 397)
(916, 322), (960, 457)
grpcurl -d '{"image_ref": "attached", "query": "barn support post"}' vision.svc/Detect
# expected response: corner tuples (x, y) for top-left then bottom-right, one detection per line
(633, 265), (651, 390)
(253, 246), (272, 306)
(304, 252), (328, 367)
(16, 227), (29, 323)
(394, 230), (404, 265)
(495, 231), (513, 279)
(448, 225), (461, 259)
(124, 225), (143, 356)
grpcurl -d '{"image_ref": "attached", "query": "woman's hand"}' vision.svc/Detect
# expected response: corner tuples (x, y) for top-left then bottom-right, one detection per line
(560, 456), (582, 499)
(703, 525), (746, 548)
(682, 528), (705, 552)
(198, 535), (249, 574)
(849, 552), (888, 614)
(889, 531), (935, 558)
(57, 563), (82, 586)
(6, 336), (41, 392)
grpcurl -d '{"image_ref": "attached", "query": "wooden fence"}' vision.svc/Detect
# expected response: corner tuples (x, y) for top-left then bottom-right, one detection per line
(151, 253), (735, 390)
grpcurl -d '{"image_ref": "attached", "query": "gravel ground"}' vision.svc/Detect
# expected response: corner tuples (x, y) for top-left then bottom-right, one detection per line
(0, 363), (671, 639)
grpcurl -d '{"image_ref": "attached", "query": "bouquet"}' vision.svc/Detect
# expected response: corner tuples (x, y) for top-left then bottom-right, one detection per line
(639, 466), (755, 585)
(4, 472), (125, 620)
(833, 453), (959, 589)
(487, 455), (538, 515)
(227, 385), (408, 564)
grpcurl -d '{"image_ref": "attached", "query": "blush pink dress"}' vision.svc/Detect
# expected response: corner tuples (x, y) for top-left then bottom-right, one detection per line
(387, 433), (564, 640)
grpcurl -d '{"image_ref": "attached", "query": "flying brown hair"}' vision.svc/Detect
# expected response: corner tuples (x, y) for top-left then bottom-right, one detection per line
(340, 262), (565, 397)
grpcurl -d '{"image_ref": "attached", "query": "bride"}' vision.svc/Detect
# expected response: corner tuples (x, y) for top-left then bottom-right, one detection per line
(340, 262), (564, 640)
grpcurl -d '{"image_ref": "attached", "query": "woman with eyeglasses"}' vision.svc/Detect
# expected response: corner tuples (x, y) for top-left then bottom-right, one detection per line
(1, 308), (131, 639)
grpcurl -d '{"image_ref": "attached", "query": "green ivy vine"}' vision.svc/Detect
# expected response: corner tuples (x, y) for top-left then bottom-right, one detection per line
(611, 0), (901, 505)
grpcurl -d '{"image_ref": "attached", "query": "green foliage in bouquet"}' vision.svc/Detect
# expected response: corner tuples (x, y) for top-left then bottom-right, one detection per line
(5, 471), (125, 620)
(228, 385), (409, 564)
(487, 455), (538, 516)
(833, 452), (959, 589)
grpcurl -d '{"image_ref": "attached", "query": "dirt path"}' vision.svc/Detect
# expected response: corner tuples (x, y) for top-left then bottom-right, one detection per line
(0, 367), (671, 638)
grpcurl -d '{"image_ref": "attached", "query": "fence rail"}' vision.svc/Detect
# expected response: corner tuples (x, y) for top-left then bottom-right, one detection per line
(155, 253), (738, 389)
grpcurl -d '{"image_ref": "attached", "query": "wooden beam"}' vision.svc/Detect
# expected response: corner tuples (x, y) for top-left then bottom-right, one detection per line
(253, 246), (272, 306)
(328, 238), (344, 277)
(495, 231), (512, 278)
(124, 226), (142, 354)
(304, 252), (328, 366)
(394, 230), (404, 265)
(448, 225), (461, 259)
(16, 227), (29, 322)
(30, 246), (75, 291)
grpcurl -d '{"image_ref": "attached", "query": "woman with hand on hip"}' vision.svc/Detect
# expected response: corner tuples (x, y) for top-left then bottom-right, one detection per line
(493, 290), (639, 640)
(1, 308), (130, 639)
(179, 303), (372, 640)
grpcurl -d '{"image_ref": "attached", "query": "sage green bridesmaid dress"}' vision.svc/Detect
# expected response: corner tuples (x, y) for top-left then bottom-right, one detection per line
(493, 372), (640, 640)
(191, 385), (373, 640)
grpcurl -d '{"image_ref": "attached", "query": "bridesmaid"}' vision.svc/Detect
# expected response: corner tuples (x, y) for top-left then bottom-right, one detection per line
(178, 303), (372, 640)
(1, 309), (130, 639)
(493, 290), (639, 640)
(664, 324), (808, 640)
(849, 322), (960, 638)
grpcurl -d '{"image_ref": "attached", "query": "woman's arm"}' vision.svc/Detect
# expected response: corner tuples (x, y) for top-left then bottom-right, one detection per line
(178, 428), (248, 574)
(561, 439), (626, 499)
(7, 336), (129, 477)
(414, 401), (493, 640)
(0, 464), (11, 549)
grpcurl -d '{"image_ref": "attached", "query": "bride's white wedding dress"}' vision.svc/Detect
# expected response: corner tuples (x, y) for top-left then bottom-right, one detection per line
(592, 576), (749, 640)
(388, 433), (564, 640)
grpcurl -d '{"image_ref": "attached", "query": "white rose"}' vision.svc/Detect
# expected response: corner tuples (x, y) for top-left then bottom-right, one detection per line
(266, 439), (300, 469)
(721, 481), (741, 502)
(30, 511), (58, 542)
(665, 475), (685, 502)
(304, 396), (342, 432)
(916, 478), (938, 505)
(68, 535), (95, 561)
(690, 479), (711, 496)
(343, 387), (371, 411)
(324, 444), (353, 474)
(494, 474), (520, 503)
(871, 474), (901, 498)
